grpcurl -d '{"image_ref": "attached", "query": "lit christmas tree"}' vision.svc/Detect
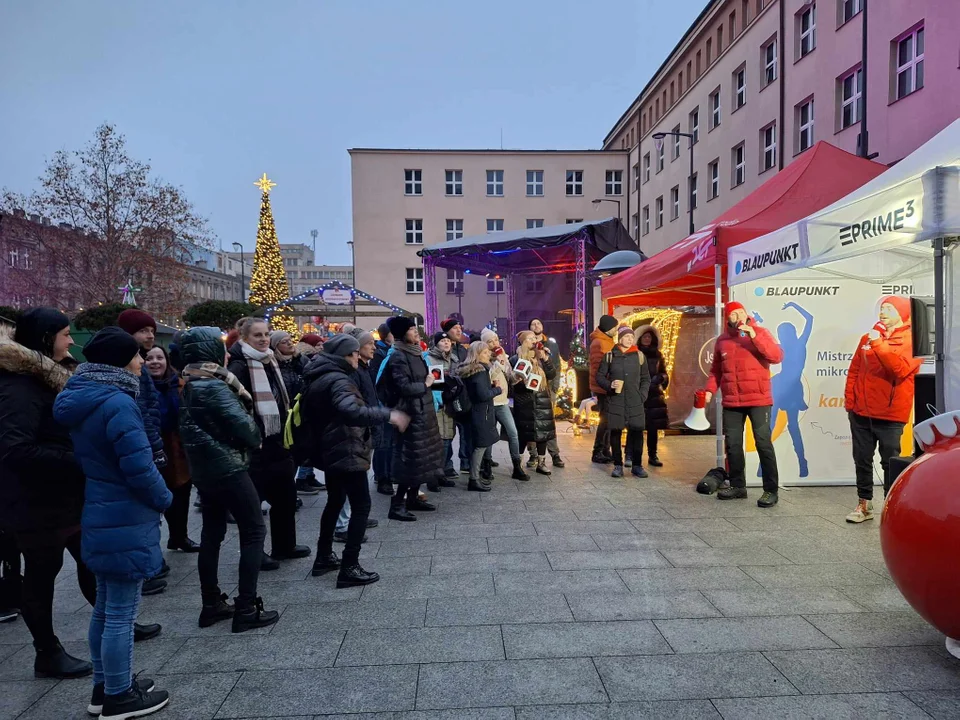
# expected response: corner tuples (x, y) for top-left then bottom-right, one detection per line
(248, 173), (298, 336)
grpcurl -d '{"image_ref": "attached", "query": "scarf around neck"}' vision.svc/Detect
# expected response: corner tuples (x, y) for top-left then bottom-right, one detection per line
(182, 362), (253, 407)
(75, 362), (141, 396)
(396, 340), (424, 358)
(239, 341), (289, 436)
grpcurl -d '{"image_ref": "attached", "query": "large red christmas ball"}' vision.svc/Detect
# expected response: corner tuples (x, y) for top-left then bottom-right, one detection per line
(881, 411), (960, 648)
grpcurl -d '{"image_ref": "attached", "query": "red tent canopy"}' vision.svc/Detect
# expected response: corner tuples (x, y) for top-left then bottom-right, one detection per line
(602, 141), (886, 308)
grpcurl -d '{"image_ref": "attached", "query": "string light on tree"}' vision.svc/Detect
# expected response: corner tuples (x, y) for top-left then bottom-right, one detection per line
(248, 173), (298, 337)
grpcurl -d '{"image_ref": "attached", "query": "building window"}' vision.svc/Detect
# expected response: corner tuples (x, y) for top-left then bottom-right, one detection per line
(486, 170), (504, 196)
(841, 0), (862, 24)
(643, 153), (651, 183)
(761, 123), (777, 171)
(689, 107), (700, 143)
(799, 4), (816, 58)
(690, 173), (698, 210)
(406, 268), (424, 293)
(487, 276), (505, 294)
(733, 66), (746, 109)
(445, 219), (463, 242)
(446, 269), (464, 294)
(486, 219), (504, 233)
(525, 276), (544, 293)
(631, 213), (639, 238)
(404, 169), (422, 196)
(565, 170), (583, 196)
(605, 170), (623, 195)
(632, 163), (640, 192)
(445, 170), (463, 196)
(565, 218), (583, 224)
(709, 159), (720, 199)
(672, 126), (681, 160)
(763, 39), (778, 86)
(526, 170), (544, 196)
(798, 98), (815, 152)
(895, 26), (924, 100)
(404, 219), (423, 245)
(670, 186), (680, 220)
(656, 144), (664, 173)
(840, 67), (862, 128)
(526, 219), (544, 229)
(642, 205), (650, 235)
(732, 144), (745, 186)
(710, 88), (721, 129)
(655, 197), (664, 228)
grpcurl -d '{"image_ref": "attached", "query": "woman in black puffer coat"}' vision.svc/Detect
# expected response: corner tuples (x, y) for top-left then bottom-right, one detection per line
(380, 317), (444, 521)
(636, 325), (669, 468)
(456, 342), (502, 492)
(597, 326), (651, 479)
(510, 331), (557, 476)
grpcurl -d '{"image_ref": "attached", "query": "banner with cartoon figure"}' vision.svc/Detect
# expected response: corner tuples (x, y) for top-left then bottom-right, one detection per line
(728, 274), (925, 486)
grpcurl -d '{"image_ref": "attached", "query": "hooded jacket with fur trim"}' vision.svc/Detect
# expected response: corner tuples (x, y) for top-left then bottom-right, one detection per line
(844, 324), (922, 423)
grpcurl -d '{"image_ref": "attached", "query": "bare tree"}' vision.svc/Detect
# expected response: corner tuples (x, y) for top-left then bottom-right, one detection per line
(1, 124), (214, 316)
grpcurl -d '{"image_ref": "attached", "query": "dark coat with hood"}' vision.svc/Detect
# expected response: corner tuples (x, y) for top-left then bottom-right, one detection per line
(277, 353), (307, 400)
(302, 353), (391, 473)
(179, 327), (262, 485)
(0, 322), (85, 539)
(636, 325), (670, 431)
(381, 342), (444, 483)
(509, 354), (558, 445)
(597, 345), (651, 431)
(136, 359), (163, 454)
(457, 361), (501, 448)
(227, 342), (289, 445)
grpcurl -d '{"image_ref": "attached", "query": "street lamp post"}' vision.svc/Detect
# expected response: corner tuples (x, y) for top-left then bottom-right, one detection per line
(347, 240), (356, 324)
(231, 242), (245, 302)
(653, 131), (696, 235)
(591, 198), (621, 220)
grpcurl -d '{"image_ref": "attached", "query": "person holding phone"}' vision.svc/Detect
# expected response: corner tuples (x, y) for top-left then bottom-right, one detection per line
(510, 331), (557, 476)
(704, 301), (784, 507)
(424, 332), (459, 485)
(596, 327), (651, 478)
(454, 342), (502, 491)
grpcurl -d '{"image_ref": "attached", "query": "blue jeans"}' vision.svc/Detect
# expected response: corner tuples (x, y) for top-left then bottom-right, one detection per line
(443, 439), (455, 474)
(295, 466), (316, 482)
(485, 404), (521, 460)
(89, 576), (142, 696)
(456, 423), (473, 467)
(335, 497), (351, 533)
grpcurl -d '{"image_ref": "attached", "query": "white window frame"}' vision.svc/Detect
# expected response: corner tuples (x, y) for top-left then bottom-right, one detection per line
(446, 269), (464, 294)
(642, 205), (650, 235)
(404, 169), (422, 196)
(710, 89), (721, 128)
(632, 163), (640, 192)
(798, 99), (815, 152)
(526, 219), (544, 229)
(733, 144), (745, 186)
(762, 123), (777, 171)
(734, 66), (746, 109)
(655, 197), (664, 228)
(841, 0), (862, 24)
(840, 67), (862, 128)
(800, 4), (816, 58)
(763, 39), (778, 86)
(709, 159), (720, 199)
(486, 219), (504, 233)
(895, 26), (925, 100)
(672, 127), (681, 160)
(690, 173), (698, 210)
(643, 153), (651, 183)
(631, 213), (639, 238)
(670, 186), (680, 220)
(445, 169), (463, 196)
(486, 276), (505, 294)
(689, 107), (700, 144)
(405, 267), (424, 294)
(526, 170), (544, 196)
(565, 218), (584, 224)
(565, 170), (584, 196)
(486, 169), (504, 197)
(605, 170), (623, 195)
(445, 218), (463, 242)
(404, 218), (423, 245)
(656, 144), (664, 173)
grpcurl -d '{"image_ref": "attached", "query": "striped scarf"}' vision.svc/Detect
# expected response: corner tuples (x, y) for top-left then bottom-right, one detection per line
(239, 341), (290, 437)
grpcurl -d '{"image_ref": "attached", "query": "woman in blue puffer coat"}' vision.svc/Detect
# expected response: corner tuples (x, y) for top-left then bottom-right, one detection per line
(54, 327), (172, 720)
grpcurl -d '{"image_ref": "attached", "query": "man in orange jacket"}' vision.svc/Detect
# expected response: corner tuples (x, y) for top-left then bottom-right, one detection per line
(844, 296), (922, 523)
(589, 315), (619, 463)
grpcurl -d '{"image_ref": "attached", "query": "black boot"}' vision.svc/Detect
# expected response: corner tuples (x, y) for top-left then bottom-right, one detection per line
(376, 478), (395, 495)
(311, 548), (341, 577)
(272, 545), (311, 560)
(551, 454), (565, 468)
(34, 642), (92, 679)
(167, 537), (200, 553)
(511, 458), (529, 481)
(439, 476), (457, 487)
(336, 564), (380, 589)
(198, 593), (235, 628)
(232, 597), (279, 633)
(133, 622), (162, 642)
(406, 496), (437, 512)
(260, 553), (280, 571)
(480, 458), (493, 481)
(468, 478), (492, 492)
(99, 680), (169, 720)
(648, 455), (664, 467)
(388, 497), (417, 522)
(427, 479), (441, 492)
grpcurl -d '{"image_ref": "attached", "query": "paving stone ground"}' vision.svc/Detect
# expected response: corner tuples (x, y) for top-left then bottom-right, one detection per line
(3, 431), (959, 719)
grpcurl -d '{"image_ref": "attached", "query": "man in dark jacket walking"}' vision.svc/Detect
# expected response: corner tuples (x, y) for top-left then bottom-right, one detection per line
(306, 334), (408, 587)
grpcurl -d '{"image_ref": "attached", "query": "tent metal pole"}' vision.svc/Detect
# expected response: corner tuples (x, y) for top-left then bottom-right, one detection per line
(934, 235), (946, 411)
(714, 263), (724, 468)
(423, 257), (438, 332)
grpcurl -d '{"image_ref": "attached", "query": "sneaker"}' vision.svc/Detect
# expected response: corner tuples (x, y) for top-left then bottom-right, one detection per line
(0, 608), (18, 623)
(166, 537), (200, 553)
(444, 468), (459, 480)
(198, 594), (235, 628)
(845, 499), (874, 523)
(232, 597), (279, 633)
(133, 623), (161, 642)
(140, 577), (166, 596)
(648, 455), (664, 467)
(89, 676), (155, 716)
(154, 561), (170, 580)
(611, 465), (624, 478)
(337, 564), (380, 589)
(366, 518), (379, 529)
(526, 456), (538, 469)
(535, 458), (552, 476)
(592, 453), (613, 465)
(631, 466), (649, 479)
(296, 479), (321, 495)
(717, 487), (748, 501)
(757, 491), (779, 508)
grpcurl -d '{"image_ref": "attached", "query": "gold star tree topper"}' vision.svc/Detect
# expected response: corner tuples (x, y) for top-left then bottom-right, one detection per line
(254, 173), (276, 194)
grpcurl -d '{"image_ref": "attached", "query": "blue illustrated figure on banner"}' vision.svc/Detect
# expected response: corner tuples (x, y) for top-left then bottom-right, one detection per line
(759, 301), (812, 478)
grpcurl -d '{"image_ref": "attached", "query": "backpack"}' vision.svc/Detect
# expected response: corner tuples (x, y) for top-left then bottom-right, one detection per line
(443, 375), (471, 420)
(374, 348), (400, 409)
(283, 385), (322, 468)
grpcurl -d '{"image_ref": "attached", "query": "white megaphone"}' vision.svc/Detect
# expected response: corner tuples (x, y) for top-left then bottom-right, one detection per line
(684, 390), (711, 431)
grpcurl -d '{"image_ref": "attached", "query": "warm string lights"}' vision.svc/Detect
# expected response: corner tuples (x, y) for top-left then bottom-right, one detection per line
(248, 175), (298, 338)
(619, 308), (682, 400)
(262, 280), (410, 330)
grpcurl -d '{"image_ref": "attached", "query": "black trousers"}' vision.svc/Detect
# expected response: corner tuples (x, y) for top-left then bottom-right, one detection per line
(19, 531), (96, 650)
(163, 482), (193, 546)
(849, 411), (904, 501)
(623, 429), (658, 463)
(319, 470), (371, 567)
(457, 422), (473, 466)
(250, 442), (298, 555)
(197, 471), (266, 609)
(592, 395), (612, 455)
(723, 406), (779, 492)
(610, 428), (643, 467)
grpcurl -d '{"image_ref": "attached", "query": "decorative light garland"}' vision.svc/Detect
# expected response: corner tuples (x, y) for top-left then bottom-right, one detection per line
(619, 308), (683, 400)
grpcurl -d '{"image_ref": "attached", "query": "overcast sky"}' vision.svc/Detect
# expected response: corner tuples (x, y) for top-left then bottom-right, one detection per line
(1, 0), (704, 266)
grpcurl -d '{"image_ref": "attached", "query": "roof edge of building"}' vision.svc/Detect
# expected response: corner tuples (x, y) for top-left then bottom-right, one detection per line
(347, 148), (628, 155)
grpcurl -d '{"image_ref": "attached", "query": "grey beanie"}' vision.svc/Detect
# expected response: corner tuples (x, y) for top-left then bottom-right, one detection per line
(324, 334), (361, 357)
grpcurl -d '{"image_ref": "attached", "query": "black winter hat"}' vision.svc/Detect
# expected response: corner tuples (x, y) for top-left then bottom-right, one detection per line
(598, 315), (618, 333)
(83, 327), (141, 368)
(377, 323), (392, 340)
(15, 307), (70, 358)
(432, 331), (450, 347)
(323, 334), (361, 357)
(386, 316), (415, 341)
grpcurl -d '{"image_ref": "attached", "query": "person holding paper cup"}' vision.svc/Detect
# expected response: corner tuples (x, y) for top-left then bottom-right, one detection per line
(454, 342), (503, 492)
(424, 332), (460, 486)
(597, 326), (651, 478)
(510, 331), (557, 476)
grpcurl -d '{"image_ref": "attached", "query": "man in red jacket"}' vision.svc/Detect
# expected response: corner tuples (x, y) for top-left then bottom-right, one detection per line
(705, 301), (784, 507)
(844, 296), (922, 523)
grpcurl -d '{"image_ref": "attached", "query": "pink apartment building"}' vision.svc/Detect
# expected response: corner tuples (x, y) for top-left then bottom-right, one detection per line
(604, 0), (960, 256)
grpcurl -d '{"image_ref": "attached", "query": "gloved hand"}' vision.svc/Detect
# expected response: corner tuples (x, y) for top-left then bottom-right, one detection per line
(153, 449), (168, 469)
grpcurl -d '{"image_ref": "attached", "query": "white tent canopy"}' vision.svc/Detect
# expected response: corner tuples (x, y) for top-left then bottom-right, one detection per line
(728, 118), (960, 410)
